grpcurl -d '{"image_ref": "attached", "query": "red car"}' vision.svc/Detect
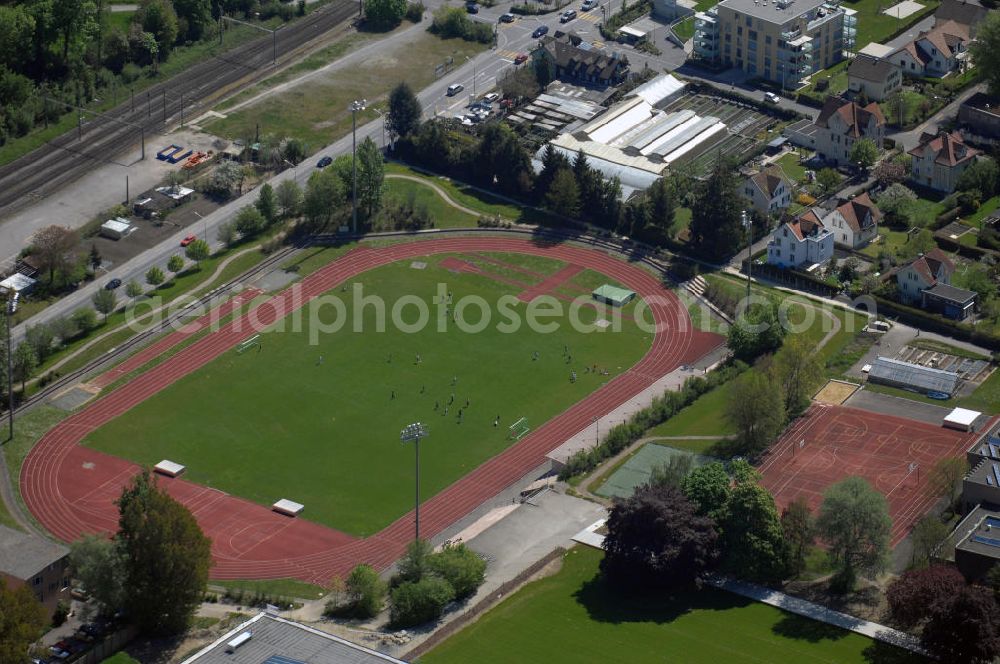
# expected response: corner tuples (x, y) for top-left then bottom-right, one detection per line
(514, 53), (528, 65)
(180, 234), (196, 247)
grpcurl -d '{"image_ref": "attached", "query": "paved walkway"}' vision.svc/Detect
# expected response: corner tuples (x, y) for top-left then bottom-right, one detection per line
(707, 576), (927, 656)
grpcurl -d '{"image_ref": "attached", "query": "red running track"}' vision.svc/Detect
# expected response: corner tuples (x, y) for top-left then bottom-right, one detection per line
(22, 238), (722, 583)
(759, 403), (993, 547)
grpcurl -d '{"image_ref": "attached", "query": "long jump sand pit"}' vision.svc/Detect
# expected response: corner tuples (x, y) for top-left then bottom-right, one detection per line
(813, 379), (860, 405)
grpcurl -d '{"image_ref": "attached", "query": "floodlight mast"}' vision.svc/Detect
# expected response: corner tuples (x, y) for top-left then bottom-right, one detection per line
(400, 422), (428, 541)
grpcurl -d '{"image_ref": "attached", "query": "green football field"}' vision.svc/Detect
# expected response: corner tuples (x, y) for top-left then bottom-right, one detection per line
(422, 547), (926, 664)
(83, 253), (652, 536)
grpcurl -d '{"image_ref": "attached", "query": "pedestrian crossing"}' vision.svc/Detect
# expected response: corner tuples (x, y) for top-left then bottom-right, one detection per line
(497, 49), (523, 61)
(577, 11), (601, 22)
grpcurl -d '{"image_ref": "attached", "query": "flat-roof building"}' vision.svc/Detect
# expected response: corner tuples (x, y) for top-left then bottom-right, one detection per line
(954, 505), (1000, 582)
(694, 0), (855, 89)
(866, 356), (961, 396)
(0, 525), (69, 618)
(181, 613), (408, 664)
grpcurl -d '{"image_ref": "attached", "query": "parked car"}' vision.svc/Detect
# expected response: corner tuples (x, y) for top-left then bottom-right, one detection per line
(764, 92), (781, 104)
(180, 234), (196, 247)
(532, 25), (549, 37)
(466, 2), (478, 12)
(560, 9), (576, 22)
(105, 278), (122, 290)
(447, 83), (464, 96)
(582, 0), (598, 9)
(500, 12), (515, 21)
(514, 53), (529, 64)
(316, 155), (332, 168)
(483, 92), (500, 103)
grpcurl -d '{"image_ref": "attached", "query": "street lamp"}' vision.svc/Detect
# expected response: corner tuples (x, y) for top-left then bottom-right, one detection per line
(4, 292), (17, 441)
(371, 107), (388, 150)
(400, 422), (428, 542)
(742, 209), (752, 300)
(349, 99), (367, 235)
(464, 56), (478, 98)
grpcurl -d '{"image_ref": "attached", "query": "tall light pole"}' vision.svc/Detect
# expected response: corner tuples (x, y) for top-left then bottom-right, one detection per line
(371, 107), (387, 149)
(464, 56), (478, 98)
(400, 422), (428, 542)
(349, 99), (367, 235)
(742, 209), (752, 300)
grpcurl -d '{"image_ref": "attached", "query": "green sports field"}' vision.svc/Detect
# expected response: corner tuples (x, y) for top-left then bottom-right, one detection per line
(83, 253), (653, 536)
(422, 547), (926, 664)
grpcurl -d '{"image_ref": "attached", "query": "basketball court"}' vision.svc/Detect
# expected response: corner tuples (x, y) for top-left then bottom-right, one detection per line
(759, 404), (990, 546)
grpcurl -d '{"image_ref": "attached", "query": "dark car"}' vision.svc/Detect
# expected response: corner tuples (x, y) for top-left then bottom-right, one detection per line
(500, 12), (515, 22)
(316, 155), (333, 168)
(532, 25), (549, 37)
(466, 2), (478, 12)
(105, 278), (122, 290)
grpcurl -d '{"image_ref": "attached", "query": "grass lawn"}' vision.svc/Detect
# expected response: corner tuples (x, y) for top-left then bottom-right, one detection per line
(205, 32), (485, 149)
(422, 546), (925, 664)
(383, 178), (478, 228)
(100, 654), (141, 664)
(963, 196), (1000, 228)
(674, 15), (695, 40)
(670, 206), (693, 240)
(907, 195), (949, 227)
(775, 152), (808, 184)
(807, 60), (850, 96)
(861, 228), (913, 259)
(2, 406), (71, 533)
(83, 254), (653, 536)
(104, 11), (135, 34)
(212, 577), (328, 600)
(849, 0), (939, 47)
(648, 382), (738, 438)
(959, 367), (1000, 413)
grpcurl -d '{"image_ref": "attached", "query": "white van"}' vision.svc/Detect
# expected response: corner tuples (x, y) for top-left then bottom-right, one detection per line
(447, 84), (464, 96)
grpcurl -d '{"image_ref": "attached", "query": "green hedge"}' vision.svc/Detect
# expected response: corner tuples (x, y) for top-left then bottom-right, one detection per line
(872, 294), (1000, 350)
(559, 362), (746, 480)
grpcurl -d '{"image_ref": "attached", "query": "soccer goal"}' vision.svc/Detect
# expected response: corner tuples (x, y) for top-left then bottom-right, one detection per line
(508, 417), (530, 440)
(235, 334), (261, 354)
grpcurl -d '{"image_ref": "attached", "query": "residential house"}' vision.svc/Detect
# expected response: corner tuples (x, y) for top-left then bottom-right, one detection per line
(533, 32), (630, 87)
(934, 0), (988, 38)
(847, 55), (902, 102)
(958, 92), (1000, 139)
(767, 210), (834, 269)
(894, 248), (954, 304)
(814, 96), (886, 167)
(821, 193), (881, 249)
(743, 165), (792, 214)
(892, 20), (971, 78)
(693, 0), (856, 90)
(893, 248), (977, 319)
(908, 130), (980, 192)
(0, 525), (70, 619)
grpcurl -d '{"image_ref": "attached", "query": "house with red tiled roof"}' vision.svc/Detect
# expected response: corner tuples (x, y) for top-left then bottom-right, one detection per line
(821, 193), (881, 249)
(814, 96), (885, 167)
(743, 165), (792, 214)
(767, 210), (834, 269)
(908, 130), (981, 192)
(533, 32), (630, 87)
(892, 20), (971, 78)
(895, 248), (954, 301)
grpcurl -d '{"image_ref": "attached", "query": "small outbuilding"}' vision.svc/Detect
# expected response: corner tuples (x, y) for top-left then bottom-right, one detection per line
(0, 273), (36, 296)
(154, 460), (186, 478)
(944, 407), (982, 432)
(592, 284), (636, 307)
(866, 356), (960, 396)
(272, 499), (304, 517)
(100, 217), (132, 240)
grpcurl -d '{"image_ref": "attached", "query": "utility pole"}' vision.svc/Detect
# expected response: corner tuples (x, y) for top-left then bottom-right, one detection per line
(5, 294), (17, 442)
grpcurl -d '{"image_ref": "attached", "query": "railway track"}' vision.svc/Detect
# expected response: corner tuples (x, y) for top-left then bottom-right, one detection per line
(0, 0), (358, 220)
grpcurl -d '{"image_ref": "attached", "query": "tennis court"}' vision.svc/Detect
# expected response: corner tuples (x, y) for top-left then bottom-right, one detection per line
(759, 404), (989, 546)
(597, 443), (712, 498)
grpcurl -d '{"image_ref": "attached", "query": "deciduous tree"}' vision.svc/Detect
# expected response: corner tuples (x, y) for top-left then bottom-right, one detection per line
(364, 0), (407, 29)
(781, 497), (814, 576)
(255, 182), (277, 225)
(545, 169), (580, 218)
(167, 255), (184, 274)
(911, 515), (951, 567)
(689, 160), (745, 260)
(0, 578), (47, 662)
(680, 461), (731, 519)
(185, 239), (210, 266)
(69, 534), (127, 615)
(887, 565), (966, 627)
(727, 300), (785, 362)
(922, 586), (1000, 664)
(725, 370), (786, 455)
(92, 288), (117, 322)
(927, 456), (968, 510)
(116, 469), (211, 635)
(717, 466), (789, 583)
(235, 205), (266, 238)
(770, 336), (823, 414)
(341, 564), (386, 618)
(601, 484), (719, 591)
(125, 280), (143, 298)
(971, 12), (1000, 96)
(31, 225), (79, 284)
(815, 167), (842, 196)
(276, 179), (303, 218)
(12, 342), (36, 393)
(388, 82), (422, 139)
(389, 576), (455, 627)
(816, 476), (891, 592)
(357, 136), (385, 218)
(303, 169), (346, 232)
(849, 138), (879, 171)
(145, 266), (165, 287)
(427, 542), (486, 600)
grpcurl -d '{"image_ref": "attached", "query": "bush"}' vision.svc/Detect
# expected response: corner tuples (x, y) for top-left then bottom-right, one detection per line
(52, 600), (70, 627)
(405, 1), (425, 21)
(427, 543), (486, 600)
(390, 576), (455, 627)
